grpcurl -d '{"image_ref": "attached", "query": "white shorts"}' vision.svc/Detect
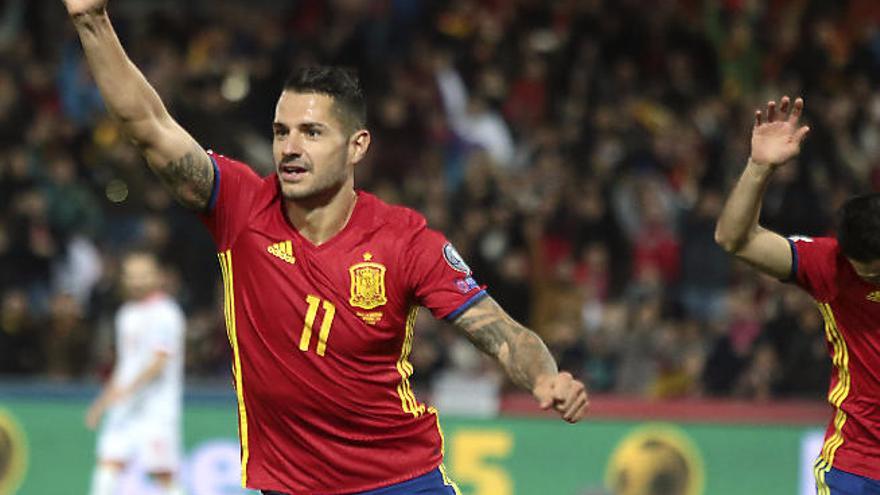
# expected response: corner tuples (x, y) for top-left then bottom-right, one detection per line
(96, 407), (181, 472)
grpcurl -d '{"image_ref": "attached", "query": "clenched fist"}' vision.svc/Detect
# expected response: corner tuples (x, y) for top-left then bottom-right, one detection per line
(533, 372), (589, 423)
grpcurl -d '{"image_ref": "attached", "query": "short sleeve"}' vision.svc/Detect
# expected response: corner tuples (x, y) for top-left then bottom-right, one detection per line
(789, 236), (839, 302)
(405, 226), (487, 320)
(198, 151), (263, 249)
(150, 302), (185, 356)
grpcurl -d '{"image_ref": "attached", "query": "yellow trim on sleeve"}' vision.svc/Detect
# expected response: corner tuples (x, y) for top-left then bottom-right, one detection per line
(429, 406), (462, 494)
(813, 456), (830, 495)
(395, 311), (460, 492)
(218, 250), (250, 486)
(395, 306), (427, 417)
(815, 303), (851, 479)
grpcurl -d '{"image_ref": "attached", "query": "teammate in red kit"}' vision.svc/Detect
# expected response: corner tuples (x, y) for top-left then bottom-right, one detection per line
(62, 1), (589, 494)
(716, 96), (880, 493)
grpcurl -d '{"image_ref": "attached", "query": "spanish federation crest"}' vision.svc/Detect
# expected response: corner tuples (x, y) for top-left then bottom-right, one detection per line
(867, 291), (880, 303)
(349, 253), (388, 310)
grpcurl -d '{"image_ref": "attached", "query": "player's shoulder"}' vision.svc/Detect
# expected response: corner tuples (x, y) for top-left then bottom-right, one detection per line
(788, 235), (840, 258)
(209, 150), (258, 175)
(209, 150), (279, 201)
(788, 235), (845, 301)
(359, 191), (428, 233)
(208, 151), (274, 186)
(787, 234), (836, 246)
(144, 294), (186, 320)
(116, 300), (135, 318)
(156, 293), (184, 309)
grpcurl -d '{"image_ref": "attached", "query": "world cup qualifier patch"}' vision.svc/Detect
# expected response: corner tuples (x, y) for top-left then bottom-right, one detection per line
(443, 243), (472, 274)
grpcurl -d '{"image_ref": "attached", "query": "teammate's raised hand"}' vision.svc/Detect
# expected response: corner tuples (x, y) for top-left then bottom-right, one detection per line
(533, 372), (589, 423)
(61, 0), (107, 16)
(750, 96), (811, 168)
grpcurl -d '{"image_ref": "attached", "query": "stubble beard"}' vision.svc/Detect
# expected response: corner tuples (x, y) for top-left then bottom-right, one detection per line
(279, 170), (349, 205)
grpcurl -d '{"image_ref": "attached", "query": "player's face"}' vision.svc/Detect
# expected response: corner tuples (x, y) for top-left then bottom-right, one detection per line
(121, 254), (162, 300)
(848, 258), (880, 285)
(272, 91), (370, 202)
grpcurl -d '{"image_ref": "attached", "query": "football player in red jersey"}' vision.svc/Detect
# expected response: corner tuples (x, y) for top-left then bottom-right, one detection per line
(716, 96), (880, 493)
(62, 1), (589, 494)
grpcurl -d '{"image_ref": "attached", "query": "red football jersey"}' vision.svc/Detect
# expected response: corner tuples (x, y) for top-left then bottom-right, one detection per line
(199, 152), (486, 493)
(790, 236), (880, 481)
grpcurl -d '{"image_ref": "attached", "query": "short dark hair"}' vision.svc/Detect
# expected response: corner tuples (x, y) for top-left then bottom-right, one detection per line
(283, 66), (366, 132)
(838, 193), (880, 262)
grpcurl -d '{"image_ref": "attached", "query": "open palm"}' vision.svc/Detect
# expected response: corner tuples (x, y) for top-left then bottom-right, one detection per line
(61, 0), (107, 16)
(750, 96), (810, 167)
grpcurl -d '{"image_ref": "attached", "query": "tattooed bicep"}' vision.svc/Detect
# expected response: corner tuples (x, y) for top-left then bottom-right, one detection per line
(152, 143), (214, 211)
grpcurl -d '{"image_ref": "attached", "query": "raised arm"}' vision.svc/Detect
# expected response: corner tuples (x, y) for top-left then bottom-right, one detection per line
(715, 96), (811, 279)
(63, 0), (214, 210)
(452, 297), (588, 423)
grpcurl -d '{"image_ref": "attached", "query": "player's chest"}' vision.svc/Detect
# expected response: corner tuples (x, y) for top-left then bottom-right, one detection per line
(827, 286), (880, 337)
(118, 311), (154, 356)
(226, 225), (410, 356)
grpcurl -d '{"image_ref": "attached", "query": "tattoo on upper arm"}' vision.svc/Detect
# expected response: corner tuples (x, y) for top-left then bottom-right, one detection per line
(156, 146), (214, 211)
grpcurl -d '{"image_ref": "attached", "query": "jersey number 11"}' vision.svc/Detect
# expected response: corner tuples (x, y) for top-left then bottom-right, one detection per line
(299, 295), (336, 356)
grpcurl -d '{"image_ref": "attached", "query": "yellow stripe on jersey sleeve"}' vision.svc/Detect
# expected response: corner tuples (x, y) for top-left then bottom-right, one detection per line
(816, 303), (851, 475)
(429, 406), (462, 494)
(395, 306), (426, 417)
(218, 250), (250, 487)
(813, 456), (830, 495)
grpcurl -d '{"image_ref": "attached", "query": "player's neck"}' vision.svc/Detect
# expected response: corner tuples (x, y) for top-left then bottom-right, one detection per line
(284, 186), (358, 246)
(132, 290), (164, 303)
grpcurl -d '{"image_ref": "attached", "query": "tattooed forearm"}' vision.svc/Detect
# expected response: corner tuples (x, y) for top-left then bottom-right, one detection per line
(453, 297), (558, 391)
(453, 308), (509, 356)
(505, 329), (558, 391)
(154, 146), (214, 211)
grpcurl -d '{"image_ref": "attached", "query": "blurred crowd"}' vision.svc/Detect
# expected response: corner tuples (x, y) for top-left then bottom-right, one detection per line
(2, 0), (880, 401)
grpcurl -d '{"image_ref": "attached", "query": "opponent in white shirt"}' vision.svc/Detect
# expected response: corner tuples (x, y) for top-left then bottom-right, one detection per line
(86, 251), (185, 495)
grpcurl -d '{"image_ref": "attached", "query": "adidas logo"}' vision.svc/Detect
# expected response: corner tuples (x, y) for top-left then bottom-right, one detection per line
(267, 240), (296, 265)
